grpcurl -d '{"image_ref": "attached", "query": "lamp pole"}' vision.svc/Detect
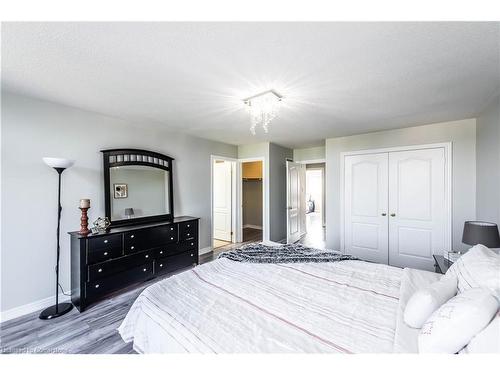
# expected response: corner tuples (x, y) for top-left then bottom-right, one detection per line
(40, 158), (75, 320)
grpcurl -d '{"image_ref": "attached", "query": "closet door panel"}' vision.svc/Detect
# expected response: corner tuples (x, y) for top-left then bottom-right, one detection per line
(344, 153), (389, 264)
(388, 148), (446, 271)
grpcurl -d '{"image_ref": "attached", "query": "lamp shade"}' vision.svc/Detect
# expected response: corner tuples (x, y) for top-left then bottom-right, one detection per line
(124, 208), (135, 216)
(43, 157), (75, 169)
(462, 221), (500, 247)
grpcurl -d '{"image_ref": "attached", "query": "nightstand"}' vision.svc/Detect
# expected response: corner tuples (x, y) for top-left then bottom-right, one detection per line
(433, 255), (453, 274)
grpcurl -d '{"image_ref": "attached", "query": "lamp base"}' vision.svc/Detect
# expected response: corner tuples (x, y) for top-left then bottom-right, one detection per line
(39, 302), (73, 320)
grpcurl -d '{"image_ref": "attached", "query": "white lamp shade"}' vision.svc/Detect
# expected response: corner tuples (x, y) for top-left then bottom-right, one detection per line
(42, 157), (75, 169)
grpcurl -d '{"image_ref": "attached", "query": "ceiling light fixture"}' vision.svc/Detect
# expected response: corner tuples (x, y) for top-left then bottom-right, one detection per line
(243, 89), (283, 135)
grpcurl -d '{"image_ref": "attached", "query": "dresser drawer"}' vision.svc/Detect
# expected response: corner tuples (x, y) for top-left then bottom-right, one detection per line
(154, 240), (194, 258)
(179, 220), (198, 241)
(179, 238), (197, 252)
(88, 234), (122, 252)
(85, 262), (154, 300)
(155, 250), (198, 275)
(124, 225), (178, 254)
(87, 249), (155, 282)
(87, 245), (123, 264)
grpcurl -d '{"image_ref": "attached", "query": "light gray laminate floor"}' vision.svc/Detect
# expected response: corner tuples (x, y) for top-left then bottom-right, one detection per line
(0, 226), (325, 354)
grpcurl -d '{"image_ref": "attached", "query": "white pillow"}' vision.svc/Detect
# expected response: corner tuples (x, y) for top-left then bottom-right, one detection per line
(404, 276), (458, 328)
(418, 288), (499, 353)
(460, 314), (500, 353)
(444, 244), (500, 297)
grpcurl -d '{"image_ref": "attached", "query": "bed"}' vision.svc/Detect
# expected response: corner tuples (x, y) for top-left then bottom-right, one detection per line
(118, 251), (441, 353)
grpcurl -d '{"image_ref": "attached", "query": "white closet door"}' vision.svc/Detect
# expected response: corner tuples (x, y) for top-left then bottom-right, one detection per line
(388, 148), (446, 271)
(344, 153), (389, 264)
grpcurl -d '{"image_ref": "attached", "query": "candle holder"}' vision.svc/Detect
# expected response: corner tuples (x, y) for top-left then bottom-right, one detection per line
(79, 207), (90, 235)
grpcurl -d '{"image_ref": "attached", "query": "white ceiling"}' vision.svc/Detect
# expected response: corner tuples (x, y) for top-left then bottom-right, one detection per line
(2, 22), (499, 149)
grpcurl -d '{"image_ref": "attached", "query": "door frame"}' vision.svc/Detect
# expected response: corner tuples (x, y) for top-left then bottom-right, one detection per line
(210, 155), (238, 249)
(238, 157), (268, 243)
(339, 142), (452, 254)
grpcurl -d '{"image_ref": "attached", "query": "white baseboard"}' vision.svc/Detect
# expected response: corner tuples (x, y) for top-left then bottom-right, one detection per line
(243, 224), (263, 230)
(199, 246), (212, 255)
(1, 293), (71, 323)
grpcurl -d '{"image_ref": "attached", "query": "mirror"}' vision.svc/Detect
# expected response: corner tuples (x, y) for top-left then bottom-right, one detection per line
(102, 149), (174, 227)
(109, 165), (171, 221)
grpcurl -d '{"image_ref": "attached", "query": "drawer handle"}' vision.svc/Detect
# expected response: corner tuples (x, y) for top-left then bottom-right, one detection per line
(104, 240), (108, 244)
(187, 224), (190, 228)
(159, 264), (163, 267)
(130, 246), (135, 250)
(130, 234), (135, 238)
(190, 242), (194, 246)
(190, 253), (194, 257)
(145, 255), (149, 258)
(159, 251), (163, 255)
(103, 252), (108, 256)
(170, 227), (174, 231)
(170, 237), (174, 240)
(187, 233), (190, 237)
(98, 268), (103, 273)
(143, 268), (147, 272)
(95, 284), (100, 288)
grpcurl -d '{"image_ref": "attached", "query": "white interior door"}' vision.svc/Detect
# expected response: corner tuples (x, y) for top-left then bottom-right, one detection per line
(287, 161), (304, 243)
(388, 148), (446, 271)
(344, 153), (389, 263)
(213, 160), (232, 242)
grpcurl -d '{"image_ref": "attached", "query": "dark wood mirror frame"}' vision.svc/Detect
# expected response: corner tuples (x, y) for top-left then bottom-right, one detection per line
(101, 148), (174, 227)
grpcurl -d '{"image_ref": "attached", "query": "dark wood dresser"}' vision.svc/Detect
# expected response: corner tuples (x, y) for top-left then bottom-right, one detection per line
(69, 216), (199, 312)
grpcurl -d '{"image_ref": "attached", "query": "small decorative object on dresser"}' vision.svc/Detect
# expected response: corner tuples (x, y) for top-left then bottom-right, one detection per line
(69, 149), (199, 312)
(93, 216), (111, 232)
(40, 157), (75, 320)
(78, 199), (91, 235)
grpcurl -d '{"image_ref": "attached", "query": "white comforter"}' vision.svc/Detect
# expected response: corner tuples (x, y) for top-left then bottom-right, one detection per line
(119, 258), (439, 353)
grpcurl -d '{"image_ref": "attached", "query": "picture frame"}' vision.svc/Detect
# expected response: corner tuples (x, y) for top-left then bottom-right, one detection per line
(113, 183), (128, 199)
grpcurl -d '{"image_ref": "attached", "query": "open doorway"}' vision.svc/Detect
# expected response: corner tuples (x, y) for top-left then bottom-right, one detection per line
(303, 163), (325, 248)
(241, 161), (263, 243)
(212, 157), (237, 250)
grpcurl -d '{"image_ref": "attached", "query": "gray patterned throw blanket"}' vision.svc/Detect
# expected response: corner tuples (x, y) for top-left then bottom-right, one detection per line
(218, 243), (358, 264)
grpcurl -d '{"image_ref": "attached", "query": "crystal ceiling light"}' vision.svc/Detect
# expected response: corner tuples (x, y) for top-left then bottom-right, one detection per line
(242, 90), (283, 135)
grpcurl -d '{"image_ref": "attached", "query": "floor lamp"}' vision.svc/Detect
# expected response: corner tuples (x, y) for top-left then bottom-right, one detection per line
(40, 157), (75, 320)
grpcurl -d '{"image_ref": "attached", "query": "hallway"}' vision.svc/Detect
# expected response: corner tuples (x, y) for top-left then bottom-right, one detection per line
(300, 211), (326, 249)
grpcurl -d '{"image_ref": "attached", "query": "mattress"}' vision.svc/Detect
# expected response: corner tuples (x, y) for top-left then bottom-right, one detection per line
(118, 258), (440, 353)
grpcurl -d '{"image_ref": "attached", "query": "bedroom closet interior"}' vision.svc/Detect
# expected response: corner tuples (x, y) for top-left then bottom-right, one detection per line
(242, 161), (263, 242)
(342, 144), (450, 271)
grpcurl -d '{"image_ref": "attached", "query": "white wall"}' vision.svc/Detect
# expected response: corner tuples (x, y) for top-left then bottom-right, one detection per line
(293, 146), (325, 162)
(326, 119), (477, 253)
(476, 95), (500, 224)
(1, 92), (237, 315)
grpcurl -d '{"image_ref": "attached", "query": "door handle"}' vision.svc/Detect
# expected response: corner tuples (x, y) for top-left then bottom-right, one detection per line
(381, 213), (387, 216)
(390, 213), (396, 217)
